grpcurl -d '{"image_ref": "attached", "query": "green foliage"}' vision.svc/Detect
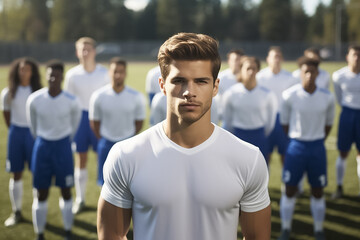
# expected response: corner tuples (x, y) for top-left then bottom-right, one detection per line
(290, 0), (309, 41)
(323, 0), (348, 44)
(307, 3), (326, 43)
(346, 0), (360, 42)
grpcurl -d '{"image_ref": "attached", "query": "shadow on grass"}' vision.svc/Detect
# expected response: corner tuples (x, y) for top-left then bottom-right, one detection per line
(269, 187), (360, 240)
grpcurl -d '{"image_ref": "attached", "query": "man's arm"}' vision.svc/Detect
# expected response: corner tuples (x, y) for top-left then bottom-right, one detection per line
(97, 197), (132, 240)
(2, 110), (10, 128)
(282, 125), (289, 136)
(90, 120), (101, 139)
(324, 125), (332, 140)
(135, 120), (143, 134)
(240, 205), (271, 240)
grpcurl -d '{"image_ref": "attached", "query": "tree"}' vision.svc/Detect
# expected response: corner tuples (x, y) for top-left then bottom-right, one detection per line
(197, 0), (224, 39)
(290, 0), (308, 41)
(135, 0), (158, 40)
(347, 0), (360, 42)
(259, 0), (292, 41)
(323, 0), (348, 44)
(307, 2), (326, 43)
(25, 0), (49, 41)
(0, 0), (29, 41)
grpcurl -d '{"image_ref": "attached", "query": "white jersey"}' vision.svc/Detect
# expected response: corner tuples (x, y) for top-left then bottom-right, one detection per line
(26, 88), (82, 141)
(101, 123), (270, 240)
(145, 66), (161, 95)
(64, 64), (110, 111)
(257, 67), (298, 108)
(218, 68), (237, 96)
(89, 85), (146, 142)
(222, 83), (278, 136)
(281, 84), (335, 141)
(1, 86), (32, 127)
(332, 66), (360, 110)
(292, 68), (330, 89)
(149, 92), (219, 126)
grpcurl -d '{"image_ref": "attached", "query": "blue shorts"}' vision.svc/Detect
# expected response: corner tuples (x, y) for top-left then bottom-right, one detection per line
(337, 107), (360, 152)
(233, 126), (267, 163)
(6, 125), (34, 172)
(31, 136), (74, 189)
(97, 138), (116, 185)
(267, 114), (289, 155)
(74, 111), (98, 152)
(283, 139), (327, 188)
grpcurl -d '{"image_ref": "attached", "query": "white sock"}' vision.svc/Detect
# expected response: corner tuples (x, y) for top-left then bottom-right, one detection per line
(356, 156), (360, 192)
(336, 156), (346, 185)
(32, 199), (48, 234)
(310, 196), (326, 232)
(74, 168), (87, 203)
(9, 179), (23, 212)
(280, 195), (296, 230)
(298, 174), (305, 194)
(59, 198), (73, 231)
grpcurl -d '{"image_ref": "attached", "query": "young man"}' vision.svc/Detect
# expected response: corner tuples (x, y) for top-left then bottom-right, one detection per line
(89, 57), (146, 185)
(97, 32), (271, 240)
(332, 45), (360, 199)
(145, 65), (161, 105)
(257, 46), (298, 164)
(222, 56), (277, 160)
(1, 58), (42, 227)
(278, 57), (335, 240)
(292, 48), (330, 89)
(64, 37), (110, 214)
(26, 61), (81, 240)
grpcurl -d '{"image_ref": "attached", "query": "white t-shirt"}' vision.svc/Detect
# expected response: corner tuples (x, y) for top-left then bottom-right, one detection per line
(1, 86), (32, 127)
(281, 84), (335, 141)
(292, 68), (331, 89)
(145, 66), (161, 95)
(89, 85), (146, 142)
(64, 64), (110, 111)
(101, 123), (270, 240)
(149, 92), (219, 126)
(257, 67), (298, 108)
(332, 66), (360, 110)
(26, 88), (82, 141)
(215, 68), (238, 118)
(222, 83), (278, 136)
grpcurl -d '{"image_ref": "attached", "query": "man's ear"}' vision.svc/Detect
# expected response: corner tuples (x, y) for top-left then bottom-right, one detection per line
(212, 78), (219, 97)
(159, 77), (166, 96)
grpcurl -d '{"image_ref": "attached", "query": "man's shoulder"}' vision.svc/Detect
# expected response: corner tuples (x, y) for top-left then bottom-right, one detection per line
(332, 66), (348, 81)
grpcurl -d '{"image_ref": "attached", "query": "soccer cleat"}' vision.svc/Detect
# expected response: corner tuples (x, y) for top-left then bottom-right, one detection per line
(64, 230), (72, 240)
(331, 186), (343, 199)
(36, 233), (45, 240)
(277, 229), (290, 240)
(72, 201), (85, 214)
(4, 211), (22, 227)
(314, 231), (326, 240)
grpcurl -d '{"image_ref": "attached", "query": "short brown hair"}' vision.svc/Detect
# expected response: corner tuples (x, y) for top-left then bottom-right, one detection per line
(297, 56), (319, 68)
(75, 37), (96, 48)
(348, 45), (360, 53)
(110, 57), (127, 68)
(268, 46), (282, 55)
(227, 49), (245, 59)
(157, 32), (221, 82)
(304, 47), (320, 57)
(239, 56), (261, 71)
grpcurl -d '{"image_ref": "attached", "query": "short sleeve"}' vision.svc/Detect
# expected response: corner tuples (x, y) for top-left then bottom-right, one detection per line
(326, 94), (336, 126)
(1, 88), (11, 111)
(280, 91), (291, 125)
(240, 150), (270, 212)
(89, 92), (100, 121)
(100, 143), (133, 209)
(135, 93), (146, 120)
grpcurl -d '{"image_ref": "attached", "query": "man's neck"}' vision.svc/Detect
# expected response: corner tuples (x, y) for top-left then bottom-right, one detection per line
(303, 84), (316, 94)
(163, 113), (214, 148)
(81, 60), (96, 73)
(48, 88), (62, 97)
(270, 65), (281, 74)
(112, 84), (125, 93)
(243, 80), (256, 91)
(349, 64), (360, 74)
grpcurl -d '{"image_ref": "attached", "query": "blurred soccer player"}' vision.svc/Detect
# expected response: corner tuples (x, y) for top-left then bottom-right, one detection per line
(64, 37), (110, 214)
(332, 45), (360, 199)
(97, 33), (271, 240)
(1, 57), (42, 227)
(257, 46), (298, 164)
(89, 57), (146, 186)
(292, 47), (330, 89)
(278, 57), (335, 240)
(145, 65), (162, 105)
(27, 61), (81, 240)
(222, 56), (277, 160)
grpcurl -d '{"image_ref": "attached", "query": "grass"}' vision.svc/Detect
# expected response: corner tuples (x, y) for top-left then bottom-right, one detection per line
(0, 61), (359, 240)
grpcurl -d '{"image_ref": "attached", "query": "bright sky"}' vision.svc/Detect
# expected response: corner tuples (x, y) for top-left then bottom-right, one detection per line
(124, 0), (332, 16)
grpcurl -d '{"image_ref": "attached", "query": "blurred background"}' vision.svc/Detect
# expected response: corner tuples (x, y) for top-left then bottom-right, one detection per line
(0, 0), (359, 63)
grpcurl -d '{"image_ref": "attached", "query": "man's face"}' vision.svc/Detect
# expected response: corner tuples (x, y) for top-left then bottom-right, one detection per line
(46, 67), (63, 89)
(347, 49), (360, 69)
(228, 53), (242, 74)
(76, 43), (96, 62)
(300, 64), (318, 88)
(18, 62), (32, 84)
(109, 63), (126, 88)
(239, 60), (258, 84)
(160, 60), (218, 124)
(267, 50), (283, 68)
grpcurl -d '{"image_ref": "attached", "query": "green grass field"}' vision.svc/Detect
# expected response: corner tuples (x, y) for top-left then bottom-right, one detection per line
(0, 61), (359, 240)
